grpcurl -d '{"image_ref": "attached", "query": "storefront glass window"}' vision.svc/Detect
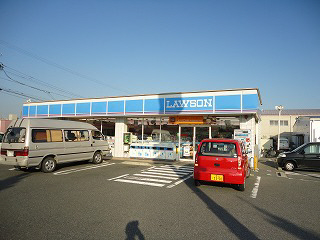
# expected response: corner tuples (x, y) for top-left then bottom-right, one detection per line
(195, 126), (209, 149)
(143, 117), (161, 142)
(211, 118), (240, 139)
(161, 117), (179, 143)
(127, 117), (179, 143)
(127, 118), (143, 143)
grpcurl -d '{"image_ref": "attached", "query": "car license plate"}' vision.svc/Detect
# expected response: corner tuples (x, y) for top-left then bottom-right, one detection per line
(211, 174), (224, 182)
(7, 151), (14, 157)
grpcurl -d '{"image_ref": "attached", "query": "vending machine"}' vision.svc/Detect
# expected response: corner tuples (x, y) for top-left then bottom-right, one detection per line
(234, 129), (253, 159)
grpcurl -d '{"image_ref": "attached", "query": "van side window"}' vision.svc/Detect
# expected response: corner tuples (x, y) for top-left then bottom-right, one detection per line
(64, 130), (89, 142)
(32, 129), (63, 143)
(79, 130), (89, 141)
(64, 130), (78, 142)
(92, 130), (104, 140)
(50, 130), (63, 142)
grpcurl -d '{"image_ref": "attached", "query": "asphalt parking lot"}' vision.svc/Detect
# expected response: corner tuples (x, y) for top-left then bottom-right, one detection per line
(0, 158), (319, 240)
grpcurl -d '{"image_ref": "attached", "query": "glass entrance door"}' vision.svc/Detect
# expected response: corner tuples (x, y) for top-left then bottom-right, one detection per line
(195, 126), (210, 153)
(180, 126), (194, 160)
(179, 125), (210, 161)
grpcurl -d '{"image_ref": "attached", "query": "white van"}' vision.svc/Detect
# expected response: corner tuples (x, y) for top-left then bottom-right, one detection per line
(0, 118), (112, 172)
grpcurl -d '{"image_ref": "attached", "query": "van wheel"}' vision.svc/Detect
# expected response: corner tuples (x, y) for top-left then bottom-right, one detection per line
(41, 157), (56, 173)
(92, 152), (103, 164)
(237, 180), (246, 191)
(284, 161), (295, 171)
(194, 180), (201, 186)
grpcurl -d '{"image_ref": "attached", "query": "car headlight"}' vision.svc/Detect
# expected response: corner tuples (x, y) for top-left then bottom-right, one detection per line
(278, 153), (286, 158)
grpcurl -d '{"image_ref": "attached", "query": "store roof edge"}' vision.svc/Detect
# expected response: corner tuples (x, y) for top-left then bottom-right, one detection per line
(24, 87), (262, 105)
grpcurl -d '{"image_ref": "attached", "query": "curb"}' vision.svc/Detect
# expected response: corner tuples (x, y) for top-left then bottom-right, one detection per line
(107, 157), (194, 166)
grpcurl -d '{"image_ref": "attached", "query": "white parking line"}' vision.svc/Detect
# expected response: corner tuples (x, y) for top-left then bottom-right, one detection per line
(126, 176), (172, 183)
(167, 175), (193, 188)
(146, 169), (187, 176)
(108, 174), (129, 181)
(140, 171), (184, 177)
(109, 164), (193, 188)
(163, 165), (194, 170)
(114, 179), (165, 187)
(54, 163), (115, 175)
(152, 167), (193, 174)
(133, 174), (179, 180)
(250, 176), (261, 199)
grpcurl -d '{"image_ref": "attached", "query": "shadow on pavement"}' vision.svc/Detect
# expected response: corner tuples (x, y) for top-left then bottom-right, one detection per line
(125, 220), (145, 240)
(238, 197), (320, 240)
(178, 164), (259, 240)
(0, 172), (29, 192)
(259, 159), (278, 169)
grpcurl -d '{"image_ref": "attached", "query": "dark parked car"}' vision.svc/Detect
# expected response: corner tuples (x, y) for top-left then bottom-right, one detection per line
(277, 142), (320, 171)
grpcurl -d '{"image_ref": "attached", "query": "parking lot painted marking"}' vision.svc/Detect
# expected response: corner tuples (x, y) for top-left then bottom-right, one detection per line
(284, 171), (300, 176)
(284, 171), (320, 178)
(146, 169), (188, 176)
(114, 179), (165, 187)
(140, 171), (184, 177)
(121, 161), (152, 166)
(54, 163), (115, 175)
(163, 165), (194, 170)
(108, 174), (129, 181)
(109, 165), (193, 188)
(152, 167), (193, 174)
(167, 175), (193, 188)
(250, 176), (261, 199)
(133, 173), (179, 180)
(126, 176), (172, 183)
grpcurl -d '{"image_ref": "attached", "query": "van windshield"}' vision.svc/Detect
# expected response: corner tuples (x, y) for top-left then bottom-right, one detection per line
(199, 142), (237, 157)
(4, 128), (26, 143)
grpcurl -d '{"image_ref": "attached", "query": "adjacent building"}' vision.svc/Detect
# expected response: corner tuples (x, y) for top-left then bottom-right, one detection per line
(260, 109), (320, 150)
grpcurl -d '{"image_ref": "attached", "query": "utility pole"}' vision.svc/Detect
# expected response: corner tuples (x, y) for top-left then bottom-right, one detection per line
(275, 105), (284, 151)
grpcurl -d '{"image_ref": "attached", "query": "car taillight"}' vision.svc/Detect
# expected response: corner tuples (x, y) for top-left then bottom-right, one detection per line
(238, 156), (242, 170)
(15, 147), (29, 157)
(1, 149), (6, 156)
(195, 154), (199, 167)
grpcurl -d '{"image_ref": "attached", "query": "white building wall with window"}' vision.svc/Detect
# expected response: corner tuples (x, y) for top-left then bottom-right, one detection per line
(260, 109), (320, 150)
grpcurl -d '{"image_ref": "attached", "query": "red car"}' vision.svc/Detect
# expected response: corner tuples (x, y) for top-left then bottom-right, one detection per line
(193, 139), (250, 191)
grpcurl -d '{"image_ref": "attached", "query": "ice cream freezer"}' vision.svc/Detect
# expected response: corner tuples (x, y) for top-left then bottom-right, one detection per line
(129, 142), (177, 160)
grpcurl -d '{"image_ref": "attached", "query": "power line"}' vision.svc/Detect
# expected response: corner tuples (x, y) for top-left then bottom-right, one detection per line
(0, 86), (45, 101)
(1, 70), (53, 97)
(0, 71), (70, 99)
(1, 90), (28, 100)
(3, 65), (85, 98)
(0, 39), (130, 95)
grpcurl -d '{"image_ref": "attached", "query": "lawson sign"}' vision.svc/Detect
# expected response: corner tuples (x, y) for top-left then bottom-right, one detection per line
(165, 96), (213, 112)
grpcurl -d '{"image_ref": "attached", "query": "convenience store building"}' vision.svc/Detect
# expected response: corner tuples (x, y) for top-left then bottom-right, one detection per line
(22, 88), (262, 161)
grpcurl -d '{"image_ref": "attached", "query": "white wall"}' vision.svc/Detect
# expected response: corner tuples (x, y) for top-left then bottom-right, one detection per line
(240, 115), (257, 158)
(311, 119), (320, 142)
(114, 118), (128, 158)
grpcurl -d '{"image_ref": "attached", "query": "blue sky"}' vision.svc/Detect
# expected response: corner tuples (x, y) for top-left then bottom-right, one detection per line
(0, 0), (319, 118)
